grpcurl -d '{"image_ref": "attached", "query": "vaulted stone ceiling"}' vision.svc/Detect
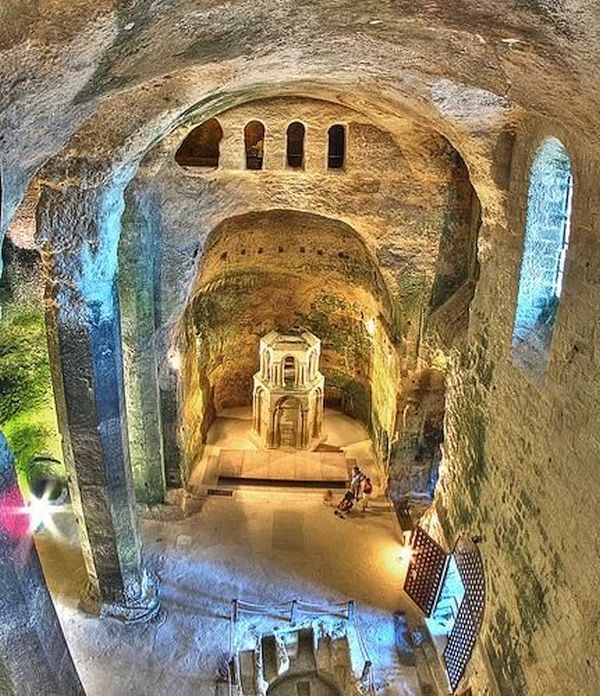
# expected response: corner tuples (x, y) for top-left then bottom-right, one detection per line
(1, 5), (600, 696)
(1, 0), (599, 235)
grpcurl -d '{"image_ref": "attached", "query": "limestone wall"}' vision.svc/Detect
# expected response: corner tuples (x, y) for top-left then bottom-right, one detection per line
(147, 97), (475, 341)
(119, 96), (477, 479)
(431, 118), (600, 694)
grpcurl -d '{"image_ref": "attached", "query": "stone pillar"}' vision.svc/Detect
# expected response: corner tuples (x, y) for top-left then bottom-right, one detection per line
(305, 126), (326, 173)
(119, 185), (166, 504)
(38, 176), (160, 623)
(0, 433), (85, 695)
(300, 410), (308, 448)
(265, 123), (285, 171)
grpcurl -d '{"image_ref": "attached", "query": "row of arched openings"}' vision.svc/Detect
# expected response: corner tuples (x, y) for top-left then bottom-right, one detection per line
(512, 136), (573, 378)
(175, 118), (346, 170)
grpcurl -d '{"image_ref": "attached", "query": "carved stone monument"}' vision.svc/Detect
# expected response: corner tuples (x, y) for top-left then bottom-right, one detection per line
(252, 331), (325, 449)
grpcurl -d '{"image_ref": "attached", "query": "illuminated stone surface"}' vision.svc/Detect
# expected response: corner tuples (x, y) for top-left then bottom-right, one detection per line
(0, 434), (84, 695)
(37, 181), (161, 623)
(252, 331), (325, 450)
(0, 2), (599, 694)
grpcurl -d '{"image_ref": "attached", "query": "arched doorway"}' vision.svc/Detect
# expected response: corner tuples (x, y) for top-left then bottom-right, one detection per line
(274, 396), (302, 448)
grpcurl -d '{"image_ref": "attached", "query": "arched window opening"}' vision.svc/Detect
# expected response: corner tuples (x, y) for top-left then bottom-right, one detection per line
(283, 356), (296, 387)
(286, 121), (305, 168)
(327, 124), (345, 169)
(244, 120), (265, 170)
(512, 137), (573, 379)
(175, 118), (223, 168)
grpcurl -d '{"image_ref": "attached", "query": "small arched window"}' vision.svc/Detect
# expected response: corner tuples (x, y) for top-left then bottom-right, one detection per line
(327, 124), (345, 169)
(175, 118), (223, 168)
(286, 122), (305, 168)
(283, 356), (296, 387)
(244, 120), (265, 170)
(512, 137), (573, 379)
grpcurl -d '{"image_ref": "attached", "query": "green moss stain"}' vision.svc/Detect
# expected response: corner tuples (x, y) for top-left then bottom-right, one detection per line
(325, 371), (371, 424)
(0, 309), (63, 492)
(446, 383), (487, 533)
(486, 607), (528, 696)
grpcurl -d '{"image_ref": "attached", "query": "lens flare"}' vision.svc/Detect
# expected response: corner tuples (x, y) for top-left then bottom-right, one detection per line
(0, 486), (31, 539)
(0, 483), (64, 541)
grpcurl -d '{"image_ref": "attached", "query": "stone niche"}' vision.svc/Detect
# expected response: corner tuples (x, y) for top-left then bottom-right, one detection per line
(252, 331), (325, 449)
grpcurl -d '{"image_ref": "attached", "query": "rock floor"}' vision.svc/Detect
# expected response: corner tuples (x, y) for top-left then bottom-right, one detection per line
(35, 412), (423, 695)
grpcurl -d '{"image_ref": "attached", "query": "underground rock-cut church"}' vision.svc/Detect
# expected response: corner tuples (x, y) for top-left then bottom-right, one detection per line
(0, 3), (599, 696)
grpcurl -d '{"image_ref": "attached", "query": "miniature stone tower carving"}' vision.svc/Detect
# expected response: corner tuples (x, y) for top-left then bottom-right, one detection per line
(252, 331), (325, 449)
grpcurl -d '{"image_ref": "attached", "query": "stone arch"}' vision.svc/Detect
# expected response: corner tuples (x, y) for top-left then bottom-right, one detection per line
(512, 136), (573, 381)
(175, 118), (223, 168)
(286, 121), (306, 168)
(244, 120), (266, 170)
(327, 124), (345, 169)
(34, 89), (483, 627)
(267, 671), (342, 696)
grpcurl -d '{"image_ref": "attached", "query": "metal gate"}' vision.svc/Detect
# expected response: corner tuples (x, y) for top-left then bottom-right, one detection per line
(403, 528), (486, 693)
(403, 526), (449, 617)
(443, 536), (486, 692)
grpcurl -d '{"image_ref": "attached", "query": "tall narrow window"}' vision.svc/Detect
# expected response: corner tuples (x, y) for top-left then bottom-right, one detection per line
(512, 137), (573, 380)
(244, 120), (265, 170)
(286, 121), (305, 168)
(327, 124), (345, 169)
(283, 356), (296, 387)
(175, 118), (223, 168)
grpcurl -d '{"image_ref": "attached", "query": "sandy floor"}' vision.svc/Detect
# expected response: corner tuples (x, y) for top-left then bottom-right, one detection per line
(34, 411), (422, 695)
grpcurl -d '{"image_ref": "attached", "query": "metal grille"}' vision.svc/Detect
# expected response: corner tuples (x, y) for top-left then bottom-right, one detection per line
(404, 526), (449, 616)
(443, 536), (486, 692)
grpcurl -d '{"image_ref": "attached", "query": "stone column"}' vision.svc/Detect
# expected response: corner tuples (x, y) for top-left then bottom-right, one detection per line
(300, 410), (308, 448)
(38, 175), (160, 623)
(119, 185), (166, 504)
(0, 434), (85, 695)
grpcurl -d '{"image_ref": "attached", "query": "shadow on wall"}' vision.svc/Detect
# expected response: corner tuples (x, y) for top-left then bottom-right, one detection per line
(388, 368), (446, 521)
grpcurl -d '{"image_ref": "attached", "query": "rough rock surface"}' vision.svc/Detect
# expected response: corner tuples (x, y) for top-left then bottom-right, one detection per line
(1, 3), (600, 695)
